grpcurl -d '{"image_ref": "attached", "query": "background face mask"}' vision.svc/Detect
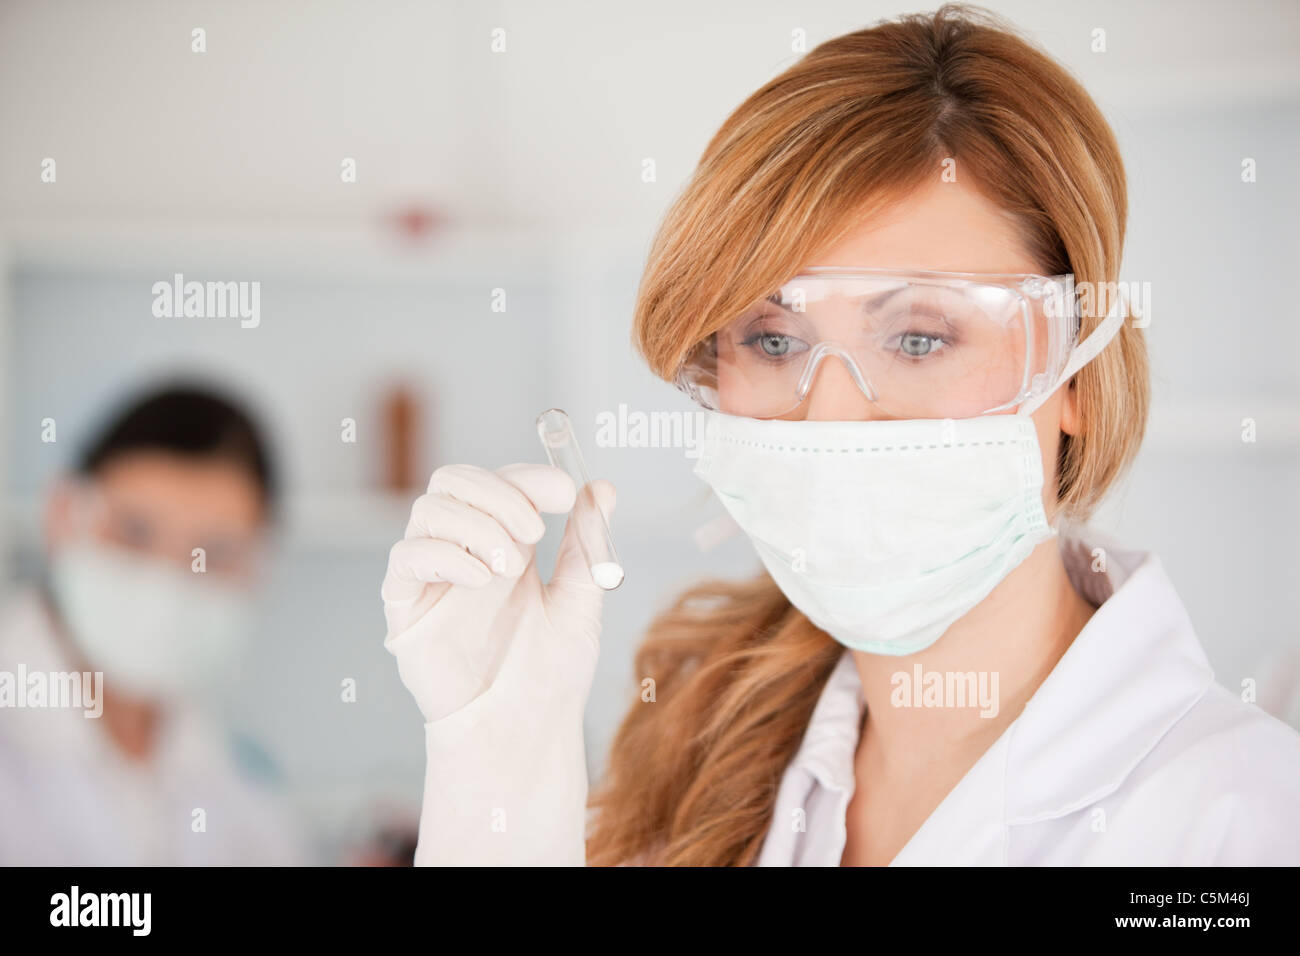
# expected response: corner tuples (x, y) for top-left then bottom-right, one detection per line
(48, 541), (253, 701)
(693, 412), (1056, 655)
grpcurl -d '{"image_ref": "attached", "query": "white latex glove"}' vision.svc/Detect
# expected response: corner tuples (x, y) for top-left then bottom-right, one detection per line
(381, 462), (616, 865)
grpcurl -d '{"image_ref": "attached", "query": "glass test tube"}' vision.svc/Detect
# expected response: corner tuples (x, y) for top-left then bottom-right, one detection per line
(535, 408), (624, 590)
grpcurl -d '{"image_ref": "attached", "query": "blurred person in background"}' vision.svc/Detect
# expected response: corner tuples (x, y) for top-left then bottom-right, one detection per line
(0, 384), (306, 864)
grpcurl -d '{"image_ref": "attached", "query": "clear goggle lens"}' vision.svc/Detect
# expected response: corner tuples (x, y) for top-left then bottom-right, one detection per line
(63, 481), (265, 583)
(677, 270), (1078, 420)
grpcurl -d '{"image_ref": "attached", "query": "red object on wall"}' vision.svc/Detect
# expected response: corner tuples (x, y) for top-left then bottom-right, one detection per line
(390, 205), (442, 242)
(382, 385), (422, 493)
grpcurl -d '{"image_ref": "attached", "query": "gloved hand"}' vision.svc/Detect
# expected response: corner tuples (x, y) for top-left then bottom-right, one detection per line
(381, 462), (616, 865)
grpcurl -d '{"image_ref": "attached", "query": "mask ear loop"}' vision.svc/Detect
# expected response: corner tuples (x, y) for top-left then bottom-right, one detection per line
(1018, 286), (1129, 418)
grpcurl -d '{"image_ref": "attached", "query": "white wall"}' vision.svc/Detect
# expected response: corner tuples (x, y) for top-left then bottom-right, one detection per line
(3, 0), (1298, 230)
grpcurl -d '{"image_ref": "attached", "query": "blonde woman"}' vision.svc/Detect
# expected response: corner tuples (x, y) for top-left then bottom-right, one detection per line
(381, 5), (1300, 866)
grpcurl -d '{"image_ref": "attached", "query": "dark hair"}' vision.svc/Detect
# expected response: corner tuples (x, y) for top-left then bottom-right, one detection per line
(75, 384), (277, 515)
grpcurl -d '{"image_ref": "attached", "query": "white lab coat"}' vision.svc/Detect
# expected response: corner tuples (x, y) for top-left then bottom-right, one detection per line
(758, 531), (1300, 865)
(0, 587), (305, 865)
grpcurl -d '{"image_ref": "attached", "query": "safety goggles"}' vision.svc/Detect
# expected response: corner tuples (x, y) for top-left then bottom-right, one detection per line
(675, 267), (1083, 420)
(63, 481), (266, 583)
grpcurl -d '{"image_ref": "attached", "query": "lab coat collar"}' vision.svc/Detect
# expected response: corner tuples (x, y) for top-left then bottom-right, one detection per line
(1002, 530), (1215, 823)
(783, 527), (1216, 848)
(790, 643), (865, 799)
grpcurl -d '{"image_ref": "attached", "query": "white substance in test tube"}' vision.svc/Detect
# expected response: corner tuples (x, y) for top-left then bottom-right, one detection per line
(590, 561), (625, 589)
(536, 408), (624, 591)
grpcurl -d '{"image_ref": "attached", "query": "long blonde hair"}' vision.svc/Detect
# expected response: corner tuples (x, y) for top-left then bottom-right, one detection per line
(587, 3), (1149, 866)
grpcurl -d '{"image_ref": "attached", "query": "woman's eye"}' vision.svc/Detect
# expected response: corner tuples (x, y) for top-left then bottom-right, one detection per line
(113, 514), (154, 547)
(897, 332), (947, 357)
(743, 332), (803, 358)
